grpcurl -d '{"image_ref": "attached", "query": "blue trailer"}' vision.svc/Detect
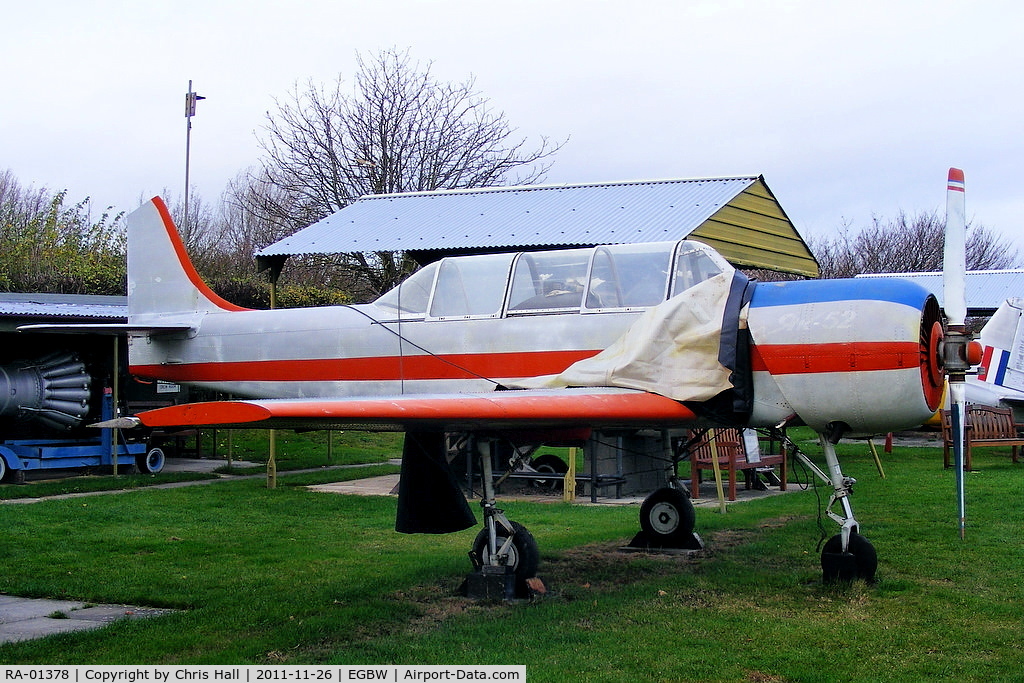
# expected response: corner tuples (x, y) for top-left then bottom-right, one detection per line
(0, 391), (164, 483)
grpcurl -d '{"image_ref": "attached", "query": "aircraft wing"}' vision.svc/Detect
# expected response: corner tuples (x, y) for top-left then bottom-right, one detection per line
(116, 387), (698, 433)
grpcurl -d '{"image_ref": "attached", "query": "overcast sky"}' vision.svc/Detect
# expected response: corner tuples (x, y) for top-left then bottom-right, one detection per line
(3, 0), (1022, 254)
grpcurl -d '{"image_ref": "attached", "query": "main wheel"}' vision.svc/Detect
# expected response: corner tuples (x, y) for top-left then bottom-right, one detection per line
(640, 487), (697, 546)
(821, 532), (877, 583)
(530, 453), (568, 491)
(472, 520), (540, 582)
(136, 447), (165, 474)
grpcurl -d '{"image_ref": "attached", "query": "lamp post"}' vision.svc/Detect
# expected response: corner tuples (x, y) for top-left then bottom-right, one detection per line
(184, 80), (205, 236)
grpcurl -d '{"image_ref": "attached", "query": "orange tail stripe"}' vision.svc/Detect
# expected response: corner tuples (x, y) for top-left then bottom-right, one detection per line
(151, 197), (250, 312)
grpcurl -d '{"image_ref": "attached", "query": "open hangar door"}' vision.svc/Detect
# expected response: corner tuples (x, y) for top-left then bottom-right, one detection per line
(0, 293), (189, 480)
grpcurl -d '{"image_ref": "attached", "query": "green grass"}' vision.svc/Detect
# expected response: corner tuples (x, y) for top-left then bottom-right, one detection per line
(1, 432), (1023, 680)
(202, 429), (404, 473)
(0, 430), (403, 498)
(0, 471), (215, 500)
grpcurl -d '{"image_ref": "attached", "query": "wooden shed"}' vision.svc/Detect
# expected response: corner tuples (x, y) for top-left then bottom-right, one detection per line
(259, 175), (818, 278)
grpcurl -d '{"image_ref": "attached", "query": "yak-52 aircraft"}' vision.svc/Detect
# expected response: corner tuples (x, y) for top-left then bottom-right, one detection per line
(38, 169), (977, 587)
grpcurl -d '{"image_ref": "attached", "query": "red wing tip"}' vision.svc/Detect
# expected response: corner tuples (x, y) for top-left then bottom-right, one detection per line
(137, 401), (272, 427)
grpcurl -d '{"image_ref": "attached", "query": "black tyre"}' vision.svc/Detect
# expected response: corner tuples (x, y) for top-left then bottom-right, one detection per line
(136, 447), (166, 474)
(472, 521), (540, 582)
(821, 532), (877, 583)
(0, 455), (7, 483)
(530, 453), (568, 491)
(640, 487), (697, 545)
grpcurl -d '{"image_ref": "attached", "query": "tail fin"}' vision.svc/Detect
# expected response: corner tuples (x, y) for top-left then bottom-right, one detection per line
(978, 298), (1024, 392)
(127, 198), (247, 318)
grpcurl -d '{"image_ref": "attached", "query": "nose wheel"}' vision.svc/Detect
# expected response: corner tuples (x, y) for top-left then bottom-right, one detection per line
(821, 532), (877, 584)
(788, 432), (879, 583)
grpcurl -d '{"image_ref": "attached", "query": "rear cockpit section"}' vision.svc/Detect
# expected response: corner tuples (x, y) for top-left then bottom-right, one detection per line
(372, 240), (731, 321)
(509, 248), (591, 312)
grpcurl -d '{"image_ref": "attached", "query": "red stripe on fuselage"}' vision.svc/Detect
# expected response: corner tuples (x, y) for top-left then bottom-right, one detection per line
(134, 341), (922, 385)
(130, 349), (600, 383)
(751, 341), (921, 374)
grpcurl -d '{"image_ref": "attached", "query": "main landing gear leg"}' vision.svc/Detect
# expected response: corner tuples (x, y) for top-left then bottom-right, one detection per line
(464, 439), (540, 600)
(795, 434), (877, 583)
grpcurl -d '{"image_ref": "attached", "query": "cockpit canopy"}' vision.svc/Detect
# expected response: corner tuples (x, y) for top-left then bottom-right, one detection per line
(374, 240), (731, 320)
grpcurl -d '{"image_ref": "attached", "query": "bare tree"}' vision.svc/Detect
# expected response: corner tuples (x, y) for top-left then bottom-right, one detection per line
(810, 210), (1019, 279)
(231, 48), (565, 297)
(222, 169), (372, 297)
(160, 190), (220, 269)
(221, 170), (301, 263)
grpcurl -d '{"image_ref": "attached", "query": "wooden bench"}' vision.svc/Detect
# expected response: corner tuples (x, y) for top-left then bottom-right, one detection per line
(689, 428), (787, 501)
(941, 405), (1024, 471)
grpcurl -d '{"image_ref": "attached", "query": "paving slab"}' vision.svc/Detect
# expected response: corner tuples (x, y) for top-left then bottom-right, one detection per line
(308, 474), (401, 496)
(0, 595), (174, 644)
(161, 458), (261, 473)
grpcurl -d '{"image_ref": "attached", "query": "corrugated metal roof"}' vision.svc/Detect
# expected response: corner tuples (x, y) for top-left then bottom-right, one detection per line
(855, 270), (1024, 313)
(0, 293), (127, 321)
(259, 176), (760, 257)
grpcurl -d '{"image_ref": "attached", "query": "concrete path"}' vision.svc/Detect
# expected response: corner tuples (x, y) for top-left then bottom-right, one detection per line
(0, 595), (174, 644)
(308, 474), (401, 496)
(308, 472), (795, 507)
(162, 457), (262, 472)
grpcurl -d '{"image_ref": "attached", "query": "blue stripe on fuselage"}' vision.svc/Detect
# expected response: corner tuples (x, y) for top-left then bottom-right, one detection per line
(749, 277), (933, 310)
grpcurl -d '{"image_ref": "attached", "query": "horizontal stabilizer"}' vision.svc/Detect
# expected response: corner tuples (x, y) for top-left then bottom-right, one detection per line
(18, 322), (192, 336)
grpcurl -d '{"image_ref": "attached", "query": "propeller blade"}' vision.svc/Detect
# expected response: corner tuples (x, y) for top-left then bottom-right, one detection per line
(944, 168), (967, 327)
(944, 167), (968, 539)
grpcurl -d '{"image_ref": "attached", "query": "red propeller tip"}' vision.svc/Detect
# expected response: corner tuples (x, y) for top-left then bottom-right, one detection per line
(948, 168), (965, 191)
